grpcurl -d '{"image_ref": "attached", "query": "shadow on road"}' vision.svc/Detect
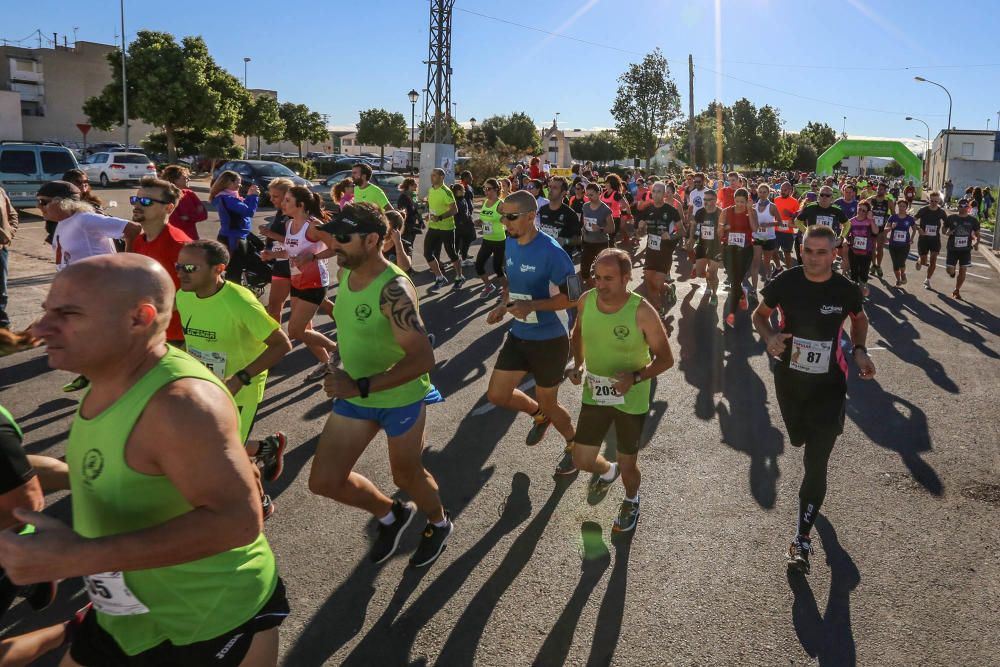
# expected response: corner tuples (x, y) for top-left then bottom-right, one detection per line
(0, 354), (52, 390)
(788, 514), (859, 667)
(676, 289), (723, 421)
(585, 531), (633, 667)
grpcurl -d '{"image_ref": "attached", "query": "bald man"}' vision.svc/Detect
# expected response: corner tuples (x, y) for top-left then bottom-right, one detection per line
(0, 254), (288, 666)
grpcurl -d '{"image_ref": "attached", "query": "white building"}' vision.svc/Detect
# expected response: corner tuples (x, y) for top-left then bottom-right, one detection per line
(927, 129), (1000, 193)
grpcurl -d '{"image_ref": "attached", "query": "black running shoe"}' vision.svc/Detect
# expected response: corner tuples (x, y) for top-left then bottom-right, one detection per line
(256, 432), (287, 482)
(410, 511), (453, 568)
(612, 498), (640, 533)
(589, 463), (620, 500)
(554, 447), (577, 476)
(786, 535), (812, 574)
(370, 500), (416, 564)
(526, 415), (550, 446)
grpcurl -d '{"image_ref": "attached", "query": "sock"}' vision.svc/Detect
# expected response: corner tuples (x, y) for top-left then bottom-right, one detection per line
(432, 516), (450, 528)
(532, 408), (546, 422)
(797, 498), (819, 537)
(378, 509), (397, 526)
(600, 462), (618, 482)
(624, 494), (639, 503)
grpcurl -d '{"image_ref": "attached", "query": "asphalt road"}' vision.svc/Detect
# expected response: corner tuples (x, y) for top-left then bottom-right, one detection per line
(1, 184), (998, 666)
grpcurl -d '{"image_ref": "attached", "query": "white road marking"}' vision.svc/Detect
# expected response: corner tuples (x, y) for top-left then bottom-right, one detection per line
(469, 378), (536, 416)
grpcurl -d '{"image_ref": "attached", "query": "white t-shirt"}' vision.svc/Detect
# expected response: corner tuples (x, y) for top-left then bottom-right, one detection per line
(52, 211), (129, 270)
(688, 188), (707, 215)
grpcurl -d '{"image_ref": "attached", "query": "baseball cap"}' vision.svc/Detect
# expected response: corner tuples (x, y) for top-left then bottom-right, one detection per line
(37, 180), (81, 200)
(957, 198), (970, 207)
(317, 209), (386, 237)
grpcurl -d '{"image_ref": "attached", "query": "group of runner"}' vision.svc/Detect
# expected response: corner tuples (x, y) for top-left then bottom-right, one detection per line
(0, 156), (986, 664)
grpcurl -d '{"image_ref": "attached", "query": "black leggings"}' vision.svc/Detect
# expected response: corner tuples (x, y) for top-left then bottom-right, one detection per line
(724, 245), (752, 315)
(424, 228), (458, 265)
(220, 236), (249, 283)
(475, 239), (506, 277)
(455, 225), (476, 260)
(849, 252), (872, 283)
(798, 432), (837, 536)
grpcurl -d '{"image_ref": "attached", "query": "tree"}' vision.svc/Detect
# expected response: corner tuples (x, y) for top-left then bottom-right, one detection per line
(237, 95), (285, 157)
(672, 101), (730, 168)
(356, 108), (408, 165)
(478, 113), (541, 153)
(202, 133), (243, 175)
(799, 121), (838, 156)
(141, 128), (207, 159)
(611, 48), (681, 168)
(570, 130), (626, 165)
(883, 160), (905, 177)
(278, 102), (328, 158)
(84, 31), (249, 161)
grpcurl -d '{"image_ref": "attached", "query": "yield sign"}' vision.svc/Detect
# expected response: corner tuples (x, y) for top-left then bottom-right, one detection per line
(76, 123), (92, 136)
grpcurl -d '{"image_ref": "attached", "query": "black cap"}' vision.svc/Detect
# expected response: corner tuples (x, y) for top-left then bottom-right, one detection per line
(317, 210), (386, 236)
(37, 180), (81, 200)
(957, 198), (970, 207)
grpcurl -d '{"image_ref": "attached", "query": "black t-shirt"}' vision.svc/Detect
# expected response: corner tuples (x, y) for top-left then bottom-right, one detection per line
(943, 214), (980, 251)
(913, 206), (947, 237)
(538, 203), (581, 239)
(761, 267), (863, 385)
(0, 409), (35, 495)
(637, 202), (682, 238)
(797, 204), (848, 235)
(694, 208), (722, 247)
(868, 197), (893, 229)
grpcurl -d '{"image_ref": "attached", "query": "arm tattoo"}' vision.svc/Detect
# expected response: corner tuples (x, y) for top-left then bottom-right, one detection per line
(381, 280), (426, 334)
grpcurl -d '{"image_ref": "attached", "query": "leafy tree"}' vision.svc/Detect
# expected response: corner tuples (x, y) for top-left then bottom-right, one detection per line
(672, 102), (730, 168)
(83, 31), (249, 161)
(883, 160), (905, 177)
(202, 133), (243, 174)
(791, 140), (818, 172)
(570, 130), (626, 165)
(799, 121), (838, 156)
(237, 95), (285, 157)
(611, 48), (681, 168)
(478, 113), (541, 153)
(356, 108), (408, 165)
(417, 118), (466, 148)
(141, 128), (208, 158)
(754, 105), (783, 166)
(278, 102), (328, 158)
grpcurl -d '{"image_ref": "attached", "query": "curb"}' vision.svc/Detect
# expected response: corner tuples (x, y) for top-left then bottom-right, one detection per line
(977, 244), (1000, 276)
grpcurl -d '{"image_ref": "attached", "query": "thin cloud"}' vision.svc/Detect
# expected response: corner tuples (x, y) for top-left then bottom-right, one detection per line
(523, 0), (602, 62)
(844, 0), (921, 51)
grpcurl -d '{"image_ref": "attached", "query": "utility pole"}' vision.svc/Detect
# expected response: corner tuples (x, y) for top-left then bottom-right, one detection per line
(688, 54), (695, 168)
(120, 0), (129, 147)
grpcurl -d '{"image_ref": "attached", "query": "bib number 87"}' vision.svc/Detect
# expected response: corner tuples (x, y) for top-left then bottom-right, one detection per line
(806, 351), (822, 364)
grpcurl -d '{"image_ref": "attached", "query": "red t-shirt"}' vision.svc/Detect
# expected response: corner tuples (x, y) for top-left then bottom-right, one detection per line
(132, 223), (192, 342)
(718, 186), (735, 209)
(168, 189), (207, 240)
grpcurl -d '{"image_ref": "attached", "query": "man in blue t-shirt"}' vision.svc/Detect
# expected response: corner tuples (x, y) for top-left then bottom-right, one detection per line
(486, 190), (579, 474)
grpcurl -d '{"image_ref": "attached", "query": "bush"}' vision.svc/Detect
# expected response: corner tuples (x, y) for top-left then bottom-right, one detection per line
(278, 158), (315, 180)
(313, 159), (341, 177)
(462, 148), (519, 188)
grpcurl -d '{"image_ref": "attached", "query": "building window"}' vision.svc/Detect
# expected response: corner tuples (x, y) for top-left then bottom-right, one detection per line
(20, 101), (44, 117)
(961, 142), (974, 157)
(13, 59), (36, 73)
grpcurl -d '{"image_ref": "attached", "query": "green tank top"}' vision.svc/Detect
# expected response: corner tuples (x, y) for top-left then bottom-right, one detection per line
(581, 291), (652, 414)
(0, 404), (22, 439)
(480, 198), (506, 241)
(66, 346), (277, 656)
(334, 263), (431, 408)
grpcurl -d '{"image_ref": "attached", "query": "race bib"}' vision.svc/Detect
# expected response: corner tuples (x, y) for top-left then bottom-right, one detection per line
(816, 215), (834, 227)
(648, 234), (662, 251)
(540, 224), (559, 238)
(188, 348), (228, 379)
(954, 236), (969, 248)
(924, 224), (937, 237)
(508, 292), (538, 324)
(874, 215), (884, 227)
(700, 225), (715, 240)
(584, 217), (599, 232)
(587, 374), (624, 406)
(728, 232), (746, 248)
(852, 236), (868, 251)
(789, 337), (832, 374)
(892, 230), (909, 243)
(482, 221), (493, 235)
(84, 572), (150, 616)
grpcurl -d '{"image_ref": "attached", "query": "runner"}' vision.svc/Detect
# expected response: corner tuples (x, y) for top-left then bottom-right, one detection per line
(452, 182), (476, 266)
(913, 191), (947, 289)
(689, 189), (723, 305)
(257, 177), (295, 322)
(904, 181), (916, 207)
(942, 198), (981, 300)
(685, 172), (708, 222)
(161, 165), (207, 240)
(309, 202), (452, 568)
(796, 186), (848, 269)
(2, 253), (288, 665)
(485, 190), (579, 474)
(636, 181), (683, 316)
(721, 189), (758, 328)
(351, 163), (393, 211)
(868, 182), (895, 278)
(718, 172), (739, 209)
(885, 200), (916, 287)
(601, 175), (631, 251)
(175, 239), (292, 498)
(580, 183), (615, 287)
(474, 178), (507, 299)
(752, 224), (876, 575)
(424, 168), (464, 290)
(833, 183), (859, 271)
(842, 200), (880, 296)
(129, 177), (191, 347)
(773, 181), (800, 270)
(209, 171), (259, 284)
(750, 183), (781, 292)
(566, 248), (674, 532)
(537, 177), (580, 252)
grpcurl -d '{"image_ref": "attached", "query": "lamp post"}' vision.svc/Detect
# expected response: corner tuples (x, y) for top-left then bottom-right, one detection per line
(842, 115), (847, 137)
(914, 76), (952, 192)
(120, 0), (128, 147)
(906, 116), (930, 183)
(243, 57), (251, 155)
(408, 89), (419, 175)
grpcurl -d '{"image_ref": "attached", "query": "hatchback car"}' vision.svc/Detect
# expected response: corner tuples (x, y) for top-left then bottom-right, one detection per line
(81, 152), (157, 187)
(0, 141), (79, 208)
(311, 170), (405, 207)
(211, 160), (311, 205)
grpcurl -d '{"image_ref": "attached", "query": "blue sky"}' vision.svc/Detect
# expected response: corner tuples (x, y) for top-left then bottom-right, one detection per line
(5, 0), (1000, 148)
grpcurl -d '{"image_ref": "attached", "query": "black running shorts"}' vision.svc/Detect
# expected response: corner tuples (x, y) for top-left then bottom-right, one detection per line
(495, 333), (569, 388)
(773, 369), (846, 447)
(917, 236), (941, 255)
(574, 403), (645, 455)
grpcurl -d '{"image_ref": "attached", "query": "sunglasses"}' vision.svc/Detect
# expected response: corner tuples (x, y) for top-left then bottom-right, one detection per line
(174, 263), (201, 273)
(130, 196), (169, 206)
(36, 198), (53, 206)
(334, 232), (366, 243)
(502, 212), (529, 221)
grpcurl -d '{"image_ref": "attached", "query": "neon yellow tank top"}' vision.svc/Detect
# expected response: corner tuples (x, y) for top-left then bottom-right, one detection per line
(581, 291), (652, 414)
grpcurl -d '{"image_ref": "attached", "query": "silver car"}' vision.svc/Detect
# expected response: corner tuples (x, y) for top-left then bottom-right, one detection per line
(311, 170), (406, 207)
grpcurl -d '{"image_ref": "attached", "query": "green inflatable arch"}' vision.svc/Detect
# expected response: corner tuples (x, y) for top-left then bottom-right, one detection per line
(816, 139), (923, 196)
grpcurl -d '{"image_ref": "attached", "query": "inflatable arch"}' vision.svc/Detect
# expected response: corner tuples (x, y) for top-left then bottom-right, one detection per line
(816, 139), (923, 197)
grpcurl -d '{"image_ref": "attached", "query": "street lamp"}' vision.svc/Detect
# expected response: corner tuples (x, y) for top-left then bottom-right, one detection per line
(243, 57), (251, 155)
(408, 89), (419, 175)
(914, 76), (952, 192)
(842, 115), (847, 137)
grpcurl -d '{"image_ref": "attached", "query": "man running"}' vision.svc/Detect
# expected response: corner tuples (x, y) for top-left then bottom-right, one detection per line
(1, 253), (287, 665)
(752, 225), (876, 575)
(689, 189), (724, 305)
(773, 181), (800, 270)
(175, 239), (292, 502)
(913, 191), (948, 289)
(351, 163), (393, 212)
(309, 202), (452, 568)
(537, 177), (580, 251)
(796, 186), (848, 264)
(485, 190), (579, 474)
(637, 181), (684, 315)
(868, 182), (895, 278)
(424, 168), (464, 290)
(567, 248), (674, 532)
(942, 198), (981, 300)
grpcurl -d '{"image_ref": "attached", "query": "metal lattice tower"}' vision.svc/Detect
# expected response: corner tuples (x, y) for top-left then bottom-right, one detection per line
(422, 0), (455, 144)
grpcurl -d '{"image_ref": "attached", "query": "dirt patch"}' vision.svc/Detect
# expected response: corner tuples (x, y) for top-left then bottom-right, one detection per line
(961, 482), (1000, 506)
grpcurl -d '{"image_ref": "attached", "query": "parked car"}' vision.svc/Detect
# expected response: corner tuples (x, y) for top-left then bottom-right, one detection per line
(0, 141), (79, 209)
(80, 151), (157, 187)
(82, 141), (125, 157)
(310, 170), (405, 207)
(211, 160), (311, 205)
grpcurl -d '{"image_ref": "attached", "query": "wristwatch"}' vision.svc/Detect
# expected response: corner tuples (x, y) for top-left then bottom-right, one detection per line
(632, 371), (643, 385)
(235, 370), (253, 386)
(356, 377), (371, 399)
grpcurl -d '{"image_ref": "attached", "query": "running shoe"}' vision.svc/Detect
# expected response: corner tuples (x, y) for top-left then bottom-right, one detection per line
(370, 500), (416, 564)
(433, 276), (449, 289)
(786, 535), (812, 574)
(256, 432), (287, 482)
(952, 289), (962, 300)
(481, 283), (497, 299)
(915, 260), (922, 271)
(525, 414), (551, 446)
(554, 446), (577, 476)
(725, 313), (736, 328)
(589, 463), (620, 499)
(709, 293), (718, 306)
(612, 498), (640, 533)
(62, 375), (90, 393)
(409, 511), (453, 568)
(461, 258), (475, 267)
(923, 279), (931, 289)
(305, 363), (329, 383)
(873, 265), (884, 278)
(901, 275), (907, 285)
(261, 494), (275, 521)
(453, 275), (466, 289)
